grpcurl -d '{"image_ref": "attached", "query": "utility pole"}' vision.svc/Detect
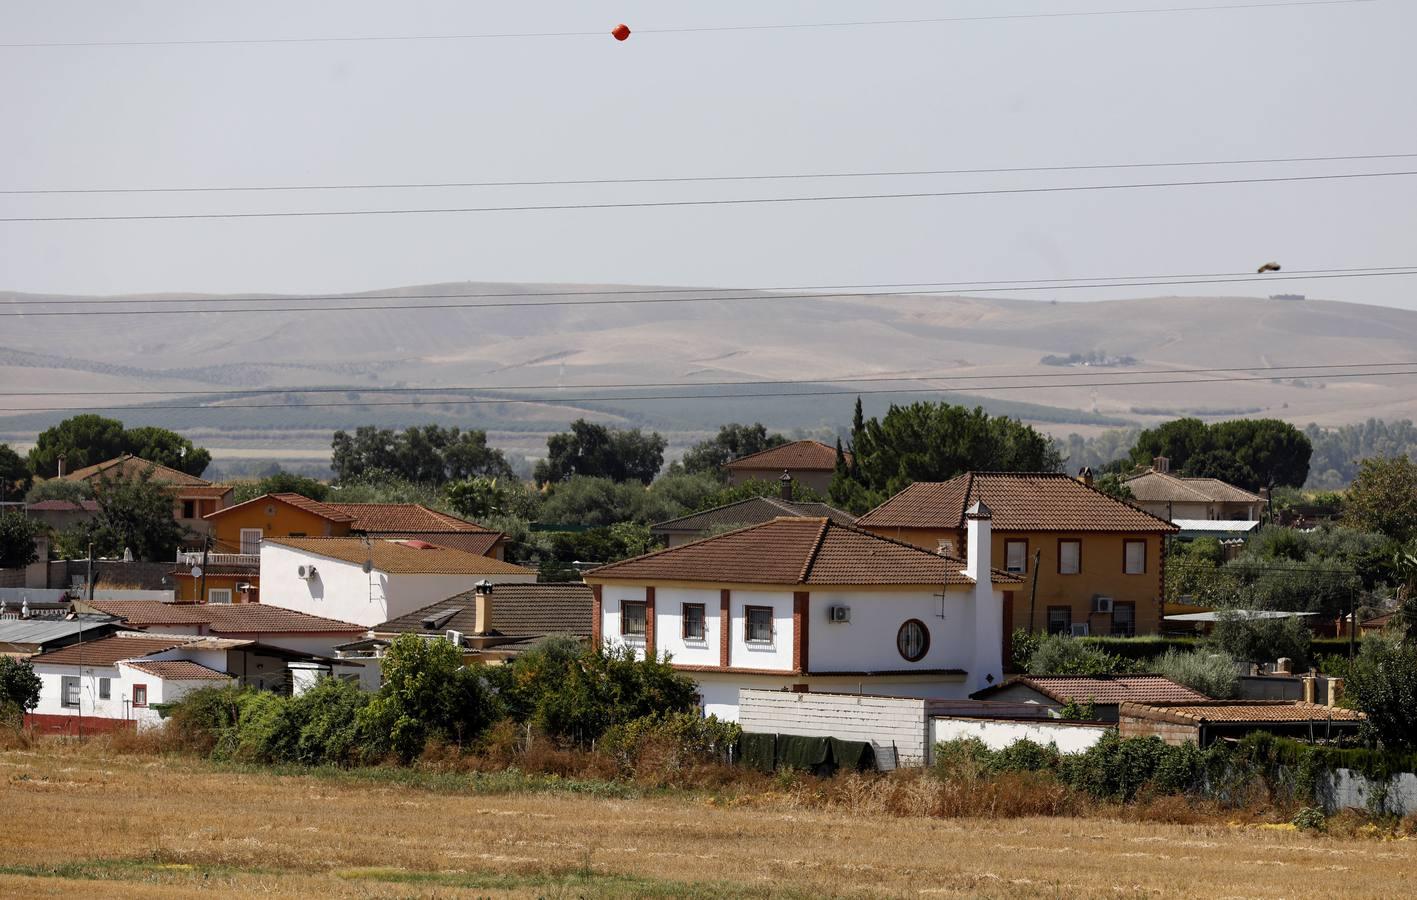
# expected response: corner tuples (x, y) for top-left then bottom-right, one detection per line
(198, 535), (210, 604)
(80, 541), (92, 740)
(1027, 549), (1042, 634)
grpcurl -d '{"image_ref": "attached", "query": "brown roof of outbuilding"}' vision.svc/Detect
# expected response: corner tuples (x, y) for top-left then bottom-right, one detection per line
(1123, 470), (1264, 505)
(83, 599), (364, 633)
(856, 472), (1178, 533)
(652, 496), (857, 534)
(123, 660), (232, 680)
(587, 517), (1021, 587)
(373, 582), (593, 639)
(63, 454), (215, 486)
(265, 536), (535, 576)
(974, 674), (1211, 705)
(326, 503), (492, 534)
(1118, 700), (1366, 724)
(370, 531), (504, 557)
(723, 440), (846, 472)
(32, 633), (194, 667)
(26, 499), (100, 512)
(205, 492), (356, 523)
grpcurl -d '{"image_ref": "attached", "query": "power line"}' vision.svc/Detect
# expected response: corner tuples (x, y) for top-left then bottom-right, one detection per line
(2, 361), (1412, 399)
(0, 1), (1374, 49)
(5, 367), (1415, 414)
(5, 151), (1412, 196)
(4, 269), (1415, 318)
(7, 265), (1412, 307)
(3, 169), (1412, 224)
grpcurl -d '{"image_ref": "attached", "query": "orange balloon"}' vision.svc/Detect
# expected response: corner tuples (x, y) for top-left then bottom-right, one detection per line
(611, 23), (631, 41)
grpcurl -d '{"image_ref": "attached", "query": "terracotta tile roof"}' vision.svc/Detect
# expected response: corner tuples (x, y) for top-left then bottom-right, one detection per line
(205, 492), (356, 523)
(652, 496), (857, 534)
(1123, 470), (1264, 505)
(857, 472), (1178, 533)
(723, 440), (846, 472)
(587, 517), (1021, 587)
(1119, 700), (1366, 724)
(178, 485), (235, 499)
(26, 499), (99, 512)
(63, 454), (214, 487)
(975, 675), (1211, 704)
(123, 660), (232, 680)
(265, 536), (536, 576)
(169, 564), (258, 578)
(84, 599), (364, 633)
(327, 503), (491, 534)
(374, 582), (593, 639)
(32, 633), (194, 667)
(370, 532), (504, 557)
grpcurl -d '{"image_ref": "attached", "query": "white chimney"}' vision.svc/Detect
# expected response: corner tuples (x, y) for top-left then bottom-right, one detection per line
(965, 500), (1002, 692)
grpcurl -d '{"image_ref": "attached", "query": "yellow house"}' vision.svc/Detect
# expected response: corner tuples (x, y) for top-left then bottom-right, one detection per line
(855, 472), (1178, 637)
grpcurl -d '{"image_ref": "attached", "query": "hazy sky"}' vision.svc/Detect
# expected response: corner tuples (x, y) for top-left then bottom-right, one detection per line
(3, 0), (1415, 307)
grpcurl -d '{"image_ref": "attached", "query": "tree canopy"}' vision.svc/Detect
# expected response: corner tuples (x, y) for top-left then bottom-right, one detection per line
(1129, 417), (1310, 491)
(0, 512), (44, 569)
(232, 471), (330, 504)
(0, 444), (30, 500)
(61, 470), (186, 561)
(675, 423), (787, 479)
(1343, 456), (1417, 544)
(26, 415), (211, 479)
(330, 425), (513, 485)
(533, 419), (666, 485)
(830, 401), (1061, 512)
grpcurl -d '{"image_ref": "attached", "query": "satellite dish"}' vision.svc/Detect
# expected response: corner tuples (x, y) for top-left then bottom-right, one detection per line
(190, 566), (203, 579)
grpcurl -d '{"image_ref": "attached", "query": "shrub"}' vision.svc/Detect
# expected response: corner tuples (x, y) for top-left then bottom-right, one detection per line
(1345, 633), (1417, 751)
(1027, 634), (1131, 676)
(0, 656), (41, 726)
(1206, 611), (1313, 668)
(600, 711), (741, 783)
(1058, 734), (1210, 802)
(1292, 806), (1327, 831)
(1151, 648), (1240, 699)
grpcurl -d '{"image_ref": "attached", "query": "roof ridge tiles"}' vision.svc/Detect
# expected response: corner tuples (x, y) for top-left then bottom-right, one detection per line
(797, 517), (833, 583)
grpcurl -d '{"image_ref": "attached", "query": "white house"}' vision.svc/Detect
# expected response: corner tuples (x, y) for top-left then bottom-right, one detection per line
(585, 505), (1020, 721)
(259, 537), (537, 628)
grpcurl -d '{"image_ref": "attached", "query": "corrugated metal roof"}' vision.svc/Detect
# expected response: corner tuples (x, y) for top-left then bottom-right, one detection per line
(0, 616), (120, 645)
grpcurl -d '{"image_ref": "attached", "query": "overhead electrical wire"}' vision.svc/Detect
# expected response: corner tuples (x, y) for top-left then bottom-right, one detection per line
(2, 170), (1412, 224)
(3, 151), (1412, 196)
(5, 367), (1415, 414)
(4, 268), (1416, 317)
(0, 1), (1375, 49)
(1, 361), (1412, 399)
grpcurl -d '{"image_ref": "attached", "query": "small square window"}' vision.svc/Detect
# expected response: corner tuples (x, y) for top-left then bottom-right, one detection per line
(61, 676), (80, 709)
(1112, 602), (1136, 637)
(1047, 607), (1072, 636)
(621, 601), (647, 637)
(682, 603), (706, 641)
(1124, 540), (1146, 575)
(181, 500), (196, 519)
(98, 677), (111, 700)
(745, 606), (773, 643)
(132, 685), (148, 707)
(1059, 540), (1082, 575)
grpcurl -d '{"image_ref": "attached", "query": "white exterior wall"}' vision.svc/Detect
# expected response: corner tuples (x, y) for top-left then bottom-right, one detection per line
(600, 584), (651, 657)
(261, 542), (532, 627)
(728, 590), (794, 671)
(738, 689), (931, 769)
(806, 588), (974, 673)
(599, 585), (794, 671)
(651, 586), (721, 667)
(932, 716), (1110, 754)
(692, 672), (972, 724)
(31, 661), (231, 728)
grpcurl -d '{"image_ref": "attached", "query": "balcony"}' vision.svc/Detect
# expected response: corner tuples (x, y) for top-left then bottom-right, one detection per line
(176, 550), (259, 568)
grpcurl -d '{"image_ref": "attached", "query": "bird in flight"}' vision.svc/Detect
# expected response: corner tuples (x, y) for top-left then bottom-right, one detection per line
(1256, 262), (1281, 273)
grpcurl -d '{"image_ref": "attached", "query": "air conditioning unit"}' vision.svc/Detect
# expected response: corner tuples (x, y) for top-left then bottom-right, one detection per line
(446, 629), (464, 647)
(1092, 596), (1114, 614)
(828, 605), (851, 624)
(1070, 623), (1091, 637)
(296, 564), (318, 580)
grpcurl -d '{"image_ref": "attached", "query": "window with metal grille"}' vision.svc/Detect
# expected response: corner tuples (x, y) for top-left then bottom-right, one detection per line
(682, 603), (706, 641)
(896, 619), (930, 662)
(745, 606), (773, 643)
(621, 601), (647, 637)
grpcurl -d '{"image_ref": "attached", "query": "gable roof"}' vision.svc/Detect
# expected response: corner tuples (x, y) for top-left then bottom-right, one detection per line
(264, 536), (536, 576)
(373, 582), (593, 639)
(652, 496), (857, 534)
(82, 599), (364, 634)
(1122, 469), (1264, 505)
(123, 659), (232, 680)
(26, 499), (100, 513)
(973, 674), (1210, 705)
(1118, 700), (1365, 724)
(325, 503), (492, 534)
(588, 517), (1021, 587)
(856, 472), (1178, 533)
(370, 532), (504, 558)
(32, 633), (194, 667)
(204, 492), (356, 523)
(62, 454), (217, 488)
(723, 440), (845, 472)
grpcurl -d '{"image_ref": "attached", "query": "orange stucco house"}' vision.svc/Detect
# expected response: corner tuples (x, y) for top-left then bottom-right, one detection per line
(171, 493), (505, 604)
(856, 472), (1178, 637)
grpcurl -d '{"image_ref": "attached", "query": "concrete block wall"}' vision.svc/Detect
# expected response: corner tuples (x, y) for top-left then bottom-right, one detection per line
(1117, 715), (1199, 746)
(738, 689), (931, 769)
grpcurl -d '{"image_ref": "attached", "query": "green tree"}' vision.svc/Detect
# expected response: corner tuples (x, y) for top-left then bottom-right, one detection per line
(0, 444), (30, 500)
(1130, 417), (1311, 492)
(0, 657), (42, 725)
(1093, 472), (1134, 500)
(122, 426), (211, 476)
(232, 470), (330, 504)
(24, 478), (94, 505)
(537, 476), (648, 526)
(1205, 611), (1312, 668)
(0, 512), (44, 569)
(26, 414), (128, 477)
(676, 423), (787, 479)
(1026, 635), (1129, 676)
(1130, 418), (1210, 472)
(534, 419), (666, 485)
(830, 401), (1061, 512)
(693, 477), (826, 512)
(1343, 456), (1417, 544)
(330, 425), (513, 485)
(444, 476), (508, 521)
(1345, 634), (1417, 751)
(74, 470), (187, 561)
(357, 634), (502, 761)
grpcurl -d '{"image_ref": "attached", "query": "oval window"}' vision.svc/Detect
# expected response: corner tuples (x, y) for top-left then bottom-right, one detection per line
(896, 619), (930, 662)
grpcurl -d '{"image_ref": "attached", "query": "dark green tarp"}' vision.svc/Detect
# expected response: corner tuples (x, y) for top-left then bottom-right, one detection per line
(777, 734), (833, 775)
(740, 732), (777, 773)
(829, 737), (876, 772)
(738, 732), (878, 774)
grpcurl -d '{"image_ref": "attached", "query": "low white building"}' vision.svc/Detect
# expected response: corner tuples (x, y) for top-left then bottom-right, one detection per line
(260, 537), (537, 627)
(80, 598), (366, 658)
(585, 505), (1021, 721)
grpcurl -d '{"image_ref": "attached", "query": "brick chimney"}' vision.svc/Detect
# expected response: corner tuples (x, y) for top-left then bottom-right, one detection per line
(779, 469), (794, 502)
(472, 579), (494, 634)
(1153, 456), (1170, 474)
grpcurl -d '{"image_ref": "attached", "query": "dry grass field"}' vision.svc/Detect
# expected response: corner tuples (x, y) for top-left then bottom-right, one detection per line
(1, 747), (1414, 899)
